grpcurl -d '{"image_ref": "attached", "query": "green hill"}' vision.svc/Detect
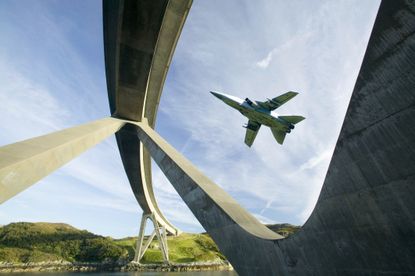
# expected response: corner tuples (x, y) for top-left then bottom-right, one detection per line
(114, 233), (225, 264)
(0, 222), (300, 265)
(266, 223), (301, 237)
(0, 222), (224, 264)
(0, 222), (126, 263)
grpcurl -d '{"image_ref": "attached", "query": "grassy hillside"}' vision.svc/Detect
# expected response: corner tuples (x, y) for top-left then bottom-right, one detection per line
(266, 223), (301, 237)
(114, 233), (225, 264)
(0, 222), (300, 264)
(0, 222), (126, 263)
(0, 222), (224, 264)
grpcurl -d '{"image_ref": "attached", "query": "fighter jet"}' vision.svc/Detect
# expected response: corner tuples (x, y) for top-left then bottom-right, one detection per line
(210, 91), (305, 147)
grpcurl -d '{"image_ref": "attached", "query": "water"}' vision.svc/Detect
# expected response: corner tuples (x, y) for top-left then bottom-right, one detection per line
(11, 272), (237, 276)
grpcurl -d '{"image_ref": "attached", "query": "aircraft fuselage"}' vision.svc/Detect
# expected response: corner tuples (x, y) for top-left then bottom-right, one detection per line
(211, 92), (292, 131)
(238, 102), (292, 131)
(210, 90), (304, 146)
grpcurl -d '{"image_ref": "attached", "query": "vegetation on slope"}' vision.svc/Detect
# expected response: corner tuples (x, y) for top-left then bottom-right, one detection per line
(266, 223), (301, 237)
(0, 222), (224, 264)
(0, 222), (126, 263)
(114, 233), (226, 264)
(0, 222), (300, 264)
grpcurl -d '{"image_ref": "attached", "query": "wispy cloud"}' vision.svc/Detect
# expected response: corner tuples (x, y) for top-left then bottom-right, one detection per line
(0, 64), (70, 141)
(298, 149), (332, 172)
(158, 0), (380, 227)
(256, 32), (313, 69)
(253, 213), (277, 225)
(1, 0), (381, 238)
(0, 1), (141, 237)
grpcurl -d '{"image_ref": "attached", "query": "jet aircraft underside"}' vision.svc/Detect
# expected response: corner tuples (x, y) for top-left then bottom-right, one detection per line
(210, 91), (305, 146)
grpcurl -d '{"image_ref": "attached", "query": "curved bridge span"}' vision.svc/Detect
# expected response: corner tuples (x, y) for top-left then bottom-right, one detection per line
(103, 0), (192, 235)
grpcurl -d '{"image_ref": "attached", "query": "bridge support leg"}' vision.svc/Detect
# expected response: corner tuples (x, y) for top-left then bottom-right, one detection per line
(134, 212), (169, 264)
(0, 117), (125, 204)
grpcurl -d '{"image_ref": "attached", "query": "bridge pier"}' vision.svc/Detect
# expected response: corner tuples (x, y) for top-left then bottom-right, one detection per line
(134, 212), (169, 264)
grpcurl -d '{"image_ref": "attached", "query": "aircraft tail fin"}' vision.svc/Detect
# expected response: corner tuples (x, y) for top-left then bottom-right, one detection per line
(279, 115), (305, 125)
(271, 128), (287, 145)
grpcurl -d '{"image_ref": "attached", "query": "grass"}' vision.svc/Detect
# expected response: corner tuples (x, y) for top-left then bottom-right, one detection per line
(113, 233), (225, 263)
(0, 223), (226, 264)
(0, 222), (300, 264)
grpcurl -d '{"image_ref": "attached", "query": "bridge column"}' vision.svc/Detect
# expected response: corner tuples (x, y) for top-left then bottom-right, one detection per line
(0, 117), (125, 203)
(134, 212), (169, 264)
(127, 120), (284, 276)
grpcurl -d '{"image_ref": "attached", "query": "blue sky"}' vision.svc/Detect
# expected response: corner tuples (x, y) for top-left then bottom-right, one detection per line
(0, 0), (380, 238)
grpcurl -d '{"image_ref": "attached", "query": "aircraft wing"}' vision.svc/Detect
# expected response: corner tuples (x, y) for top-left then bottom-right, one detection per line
(271, 128), (287, 145)
(279, 115), (305, 125)
(257, 91), (298, 111)
(244, 120), (261, 147)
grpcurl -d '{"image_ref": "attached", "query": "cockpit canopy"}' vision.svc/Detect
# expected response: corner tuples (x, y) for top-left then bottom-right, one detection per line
(245, 98), (254, 106)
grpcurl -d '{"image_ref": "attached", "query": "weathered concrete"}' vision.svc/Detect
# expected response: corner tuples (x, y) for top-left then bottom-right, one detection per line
(0, 118), (125, 203)
(130, 121), (282, 240)
(103, 0), (192, 235)
(126, 119), (291, 275)
(113, 0), (415, 275)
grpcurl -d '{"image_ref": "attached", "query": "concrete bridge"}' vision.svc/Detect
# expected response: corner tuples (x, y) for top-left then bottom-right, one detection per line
(1, 0), (414, 275)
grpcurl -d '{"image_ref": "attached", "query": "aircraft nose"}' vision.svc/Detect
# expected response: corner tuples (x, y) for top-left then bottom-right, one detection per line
(210, 91), (223, 99)
(210, 91), (232, 102)
(210, 91), (242, 109)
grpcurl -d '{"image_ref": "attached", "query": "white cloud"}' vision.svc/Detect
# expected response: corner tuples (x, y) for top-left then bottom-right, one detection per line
(0, 2), (141, 237)
(253, 213), (277, 225)
(157, 0), (380, 227)
(0, 0), (381, 237)
(0, 64), (70, 141)
(256, 51), (273, 69)
(298, 149), (332, 172)
(256, 31), (313, 69)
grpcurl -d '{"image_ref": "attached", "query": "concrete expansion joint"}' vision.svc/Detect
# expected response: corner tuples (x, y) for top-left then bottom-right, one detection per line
(110, 115), (150, 125)
(342, 102), (415, 140)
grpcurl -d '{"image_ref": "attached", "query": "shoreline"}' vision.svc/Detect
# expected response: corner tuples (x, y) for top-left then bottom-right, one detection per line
(0, 260), (233, 273)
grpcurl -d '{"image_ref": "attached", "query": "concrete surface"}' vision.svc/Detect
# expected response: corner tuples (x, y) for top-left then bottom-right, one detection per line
(0, 118), (125, 203)
(103, 0), (192, 235)
(113, 0), (415, 275)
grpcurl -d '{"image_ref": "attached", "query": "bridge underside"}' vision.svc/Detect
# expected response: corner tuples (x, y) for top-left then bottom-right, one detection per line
(103, 0), (192, 235)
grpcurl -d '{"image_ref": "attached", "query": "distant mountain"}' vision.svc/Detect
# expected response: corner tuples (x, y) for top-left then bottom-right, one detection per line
(266, 223), (301, 237)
